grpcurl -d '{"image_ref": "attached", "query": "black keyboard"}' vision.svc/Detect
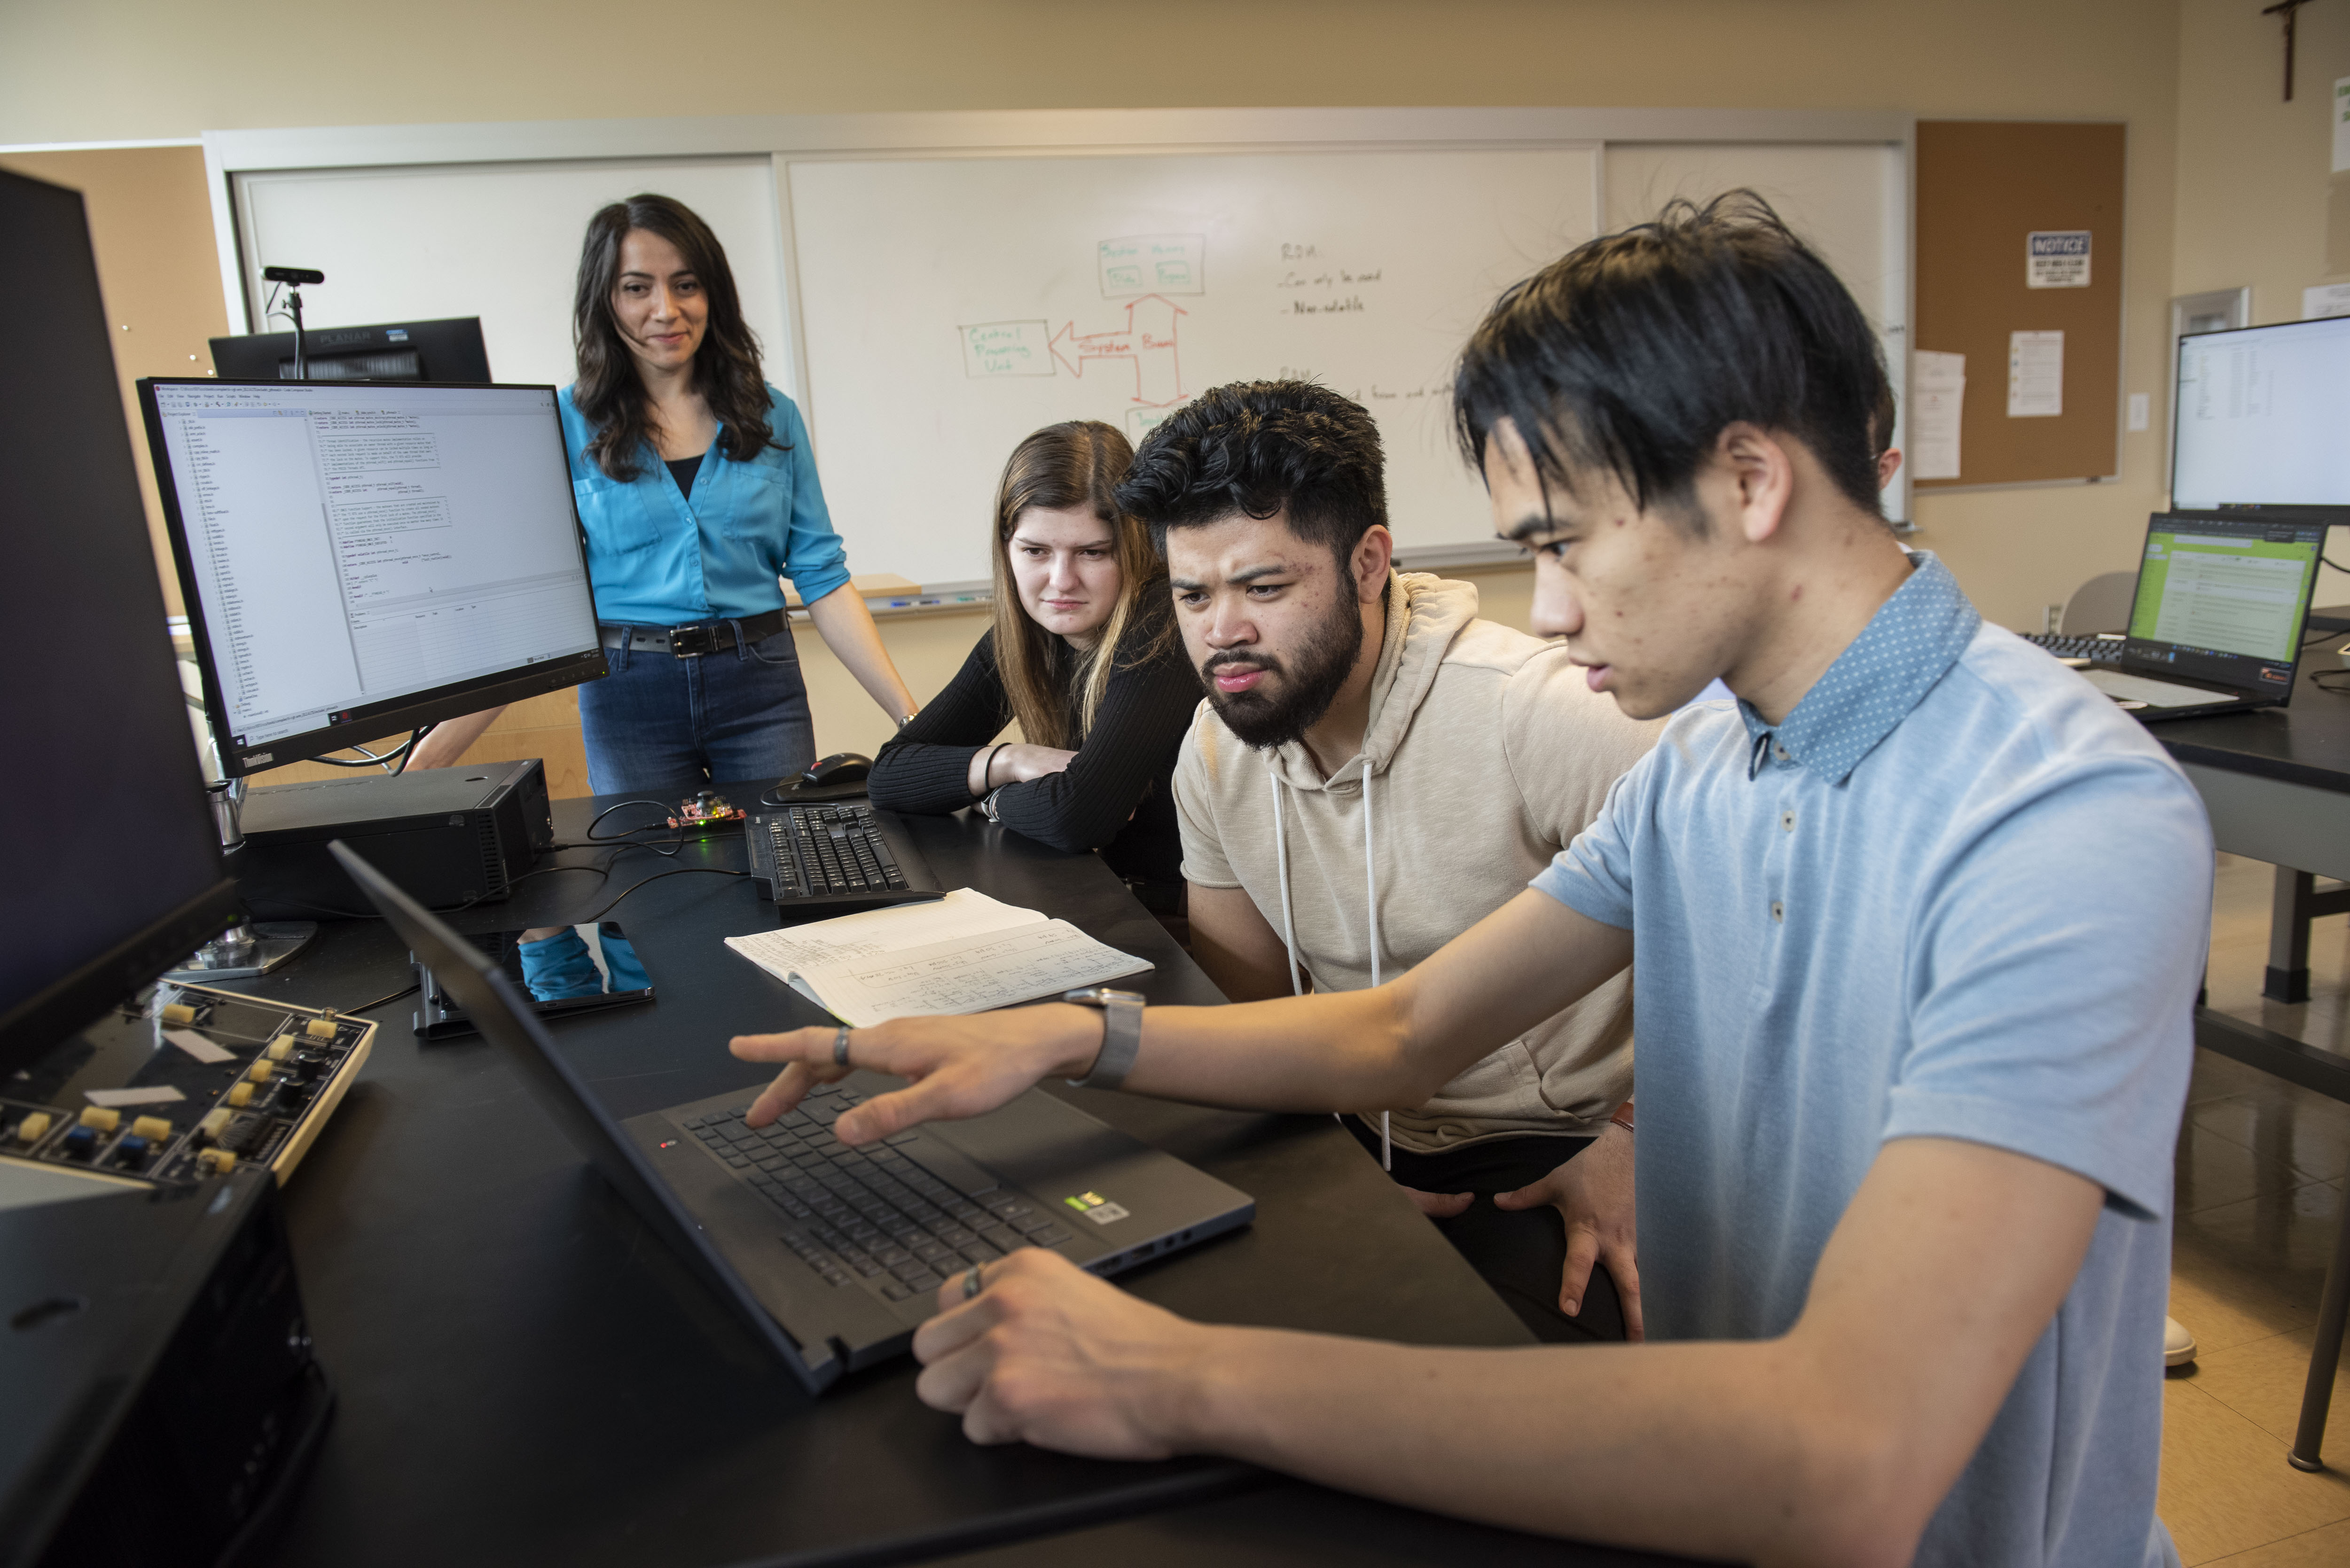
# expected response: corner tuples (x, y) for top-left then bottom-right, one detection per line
(684, 1085), (1073, 1302)
(746, 802), (915, 900)
(2022, 632), (2125, 662)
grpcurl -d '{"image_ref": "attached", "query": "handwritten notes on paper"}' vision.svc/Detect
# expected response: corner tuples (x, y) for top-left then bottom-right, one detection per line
(2007, 331), (2064, 419)
(725, 889), (1151, 1026)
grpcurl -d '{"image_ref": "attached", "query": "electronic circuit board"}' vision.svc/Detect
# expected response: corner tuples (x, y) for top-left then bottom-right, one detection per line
(0, 982), (373, 1189)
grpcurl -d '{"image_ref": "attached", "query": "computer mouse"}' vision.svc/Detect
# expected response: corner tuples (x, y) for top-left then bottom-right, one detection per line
(759, 752), (873, 806)
(806, 752), (871, 788)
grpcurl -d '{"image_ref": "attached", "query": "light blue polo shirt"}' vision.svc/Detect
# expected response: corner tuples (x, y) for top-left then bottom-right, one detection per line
(1536, 553), (2203, 1568)
(558, 384), (852, 627)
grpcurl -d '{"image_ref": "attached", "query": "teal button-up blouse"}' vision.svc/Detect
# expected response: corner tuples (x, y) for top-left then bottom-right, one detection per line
(558, 384), (852, 627)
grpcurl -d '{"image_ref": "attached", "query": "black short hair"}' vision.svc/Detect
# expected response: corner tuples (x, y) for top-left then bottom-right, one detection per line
(1453, 191), (1889, 529)
(1114, 381), (1387, 569)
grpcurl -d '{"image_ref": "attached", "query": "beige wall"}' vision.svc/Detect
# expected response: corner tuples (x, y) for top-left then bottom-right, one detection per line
(35, 0), (2337, 781)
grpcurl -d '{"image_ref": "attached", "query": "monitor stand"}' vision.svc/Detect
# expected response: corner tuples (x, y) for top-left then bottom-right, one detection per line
(163, 919), (316, 983)
(163, 778), (317, 981)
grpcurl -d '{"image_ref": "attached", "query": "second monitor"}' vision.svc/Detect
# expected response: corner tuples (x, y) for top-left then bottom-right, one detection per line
(208, 317), (492, 385)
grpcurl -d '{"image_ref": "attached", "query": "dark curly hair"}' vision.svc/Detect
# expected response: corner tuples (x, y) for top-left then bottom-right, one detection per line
(1452, 190), (1889, 530)
(571, 193), (782, 482)
(1113, 381), (1388, 574)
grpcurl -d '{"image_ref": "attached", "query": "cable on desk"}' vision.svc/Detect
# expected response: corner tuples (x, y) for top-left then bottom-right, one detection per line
(344, 981), (422, 1015)
(547, 834), (687, 859)
(585, 800), (682, 840)
(568, 865), (748, 925)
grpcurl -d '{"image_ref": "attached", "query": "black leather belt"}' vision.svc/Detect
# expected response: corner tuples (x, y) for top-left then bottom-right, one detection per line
(599, 607), (791, 657)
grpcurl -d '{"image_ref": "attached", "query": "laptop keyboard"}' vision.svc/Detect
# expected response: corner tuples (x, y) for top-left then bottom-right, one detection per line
(747, 804), (910, 900)
(684, 1086), (1075, 1301)
(2022, 632), (2124, 662)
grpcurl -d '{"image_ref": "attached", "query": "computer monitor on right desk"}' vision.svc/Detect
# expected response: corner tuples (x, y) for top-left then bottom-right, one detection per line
(2172, 314), (2350, 635)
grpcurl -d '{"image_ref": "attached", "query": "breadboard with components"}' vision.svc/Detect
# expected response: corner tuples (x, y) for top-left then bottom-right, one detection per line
(1, 982), (373, 1188)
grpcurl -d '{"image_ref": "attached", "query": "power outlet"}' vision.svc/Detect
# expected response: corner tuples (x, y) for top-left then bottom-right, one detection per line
(2042, 603), (2066, 634)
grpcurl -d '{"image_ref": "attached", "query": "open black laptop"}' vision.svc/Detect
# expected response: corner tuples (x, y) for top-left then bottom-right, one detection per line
(329, 841), (1253, 1395)
(2071, 509), (2328, 721)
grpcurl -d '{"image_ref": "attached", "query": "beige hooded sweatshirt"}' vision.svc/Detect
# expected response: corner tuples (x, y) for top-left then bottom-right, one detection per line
(1173, 571), (1661, 1154)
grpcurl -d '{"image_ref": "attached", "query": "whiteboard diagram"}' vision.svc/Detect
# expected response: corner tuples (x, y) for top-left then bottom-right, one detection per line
(963, 289), (1188, 406)
(790, 149), (1602, 587)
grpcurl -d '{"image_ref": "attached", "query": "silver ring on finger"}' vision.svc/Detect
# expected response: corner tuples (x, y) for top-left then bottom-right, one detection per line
(962, 1263), (987, 1300)
(831, 1026), (851, 1068)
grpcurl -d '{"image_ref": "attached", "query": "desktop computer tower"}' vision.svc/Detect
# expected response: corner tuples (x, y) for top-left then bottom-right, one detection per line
(0, 1170), (332, 1568)
(234, 759), (554, 918)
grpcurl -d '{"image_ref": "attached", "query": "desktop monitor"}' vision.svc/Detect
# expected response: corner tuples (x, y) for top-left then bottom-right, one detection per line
(136, 378), (608, 777)
(2171, 315), (2350, 515)
(0, 169), (240, 1069)
(208, 317), (492, 384)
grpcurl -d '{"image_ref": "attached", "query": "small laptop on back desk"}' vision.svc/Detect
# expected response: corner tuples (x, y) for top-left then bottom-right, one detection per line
(329, 841), (1253, 1395)
(2071, 509), (2328, 721)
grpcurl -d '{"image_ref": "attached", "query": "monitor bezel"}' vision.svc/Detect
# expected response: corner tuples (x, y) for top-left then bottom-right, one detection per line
(2169, 315), (2350, 519)
(136, 376), (609, 778)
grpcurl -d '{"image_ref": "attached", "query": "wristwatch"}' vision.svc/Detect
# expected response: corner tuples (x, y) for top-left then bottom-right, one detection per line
(1061, 986), (1146, 1089)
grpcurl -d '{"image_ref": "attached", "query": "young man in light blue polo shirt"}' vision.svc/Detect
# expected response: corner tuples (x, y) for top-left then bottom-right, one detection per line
(732, 194), (2206, 1567)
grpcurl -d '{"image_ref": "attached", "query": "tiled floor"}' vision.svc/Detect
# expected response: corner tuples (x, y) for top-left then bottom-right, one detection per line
(2163, 853), (2350, 1565)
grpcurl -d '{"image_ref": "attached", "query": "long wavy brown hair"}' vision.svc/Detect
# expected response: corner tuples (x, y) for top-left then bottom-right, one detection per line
(571, 194), (780, 481)
(989, 422), (1171, 749)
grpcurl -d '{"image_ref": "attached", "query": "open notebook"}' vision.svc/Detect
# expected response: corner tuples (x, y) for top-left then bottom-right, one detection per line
(724, 890), (1151, 1027)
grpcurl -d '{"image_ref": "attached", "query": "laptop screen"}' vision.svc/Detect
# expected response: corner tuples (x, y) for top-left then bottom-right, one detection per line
(2122, 511), (2326, 695)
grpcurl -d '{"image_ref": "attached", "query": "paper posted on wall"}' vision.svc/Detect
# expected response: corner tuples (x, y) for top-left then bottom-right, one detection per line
(725, 889), (1151, 1027)
(2007, 331), (2064, 419)
(1909, 351), (1966, 480)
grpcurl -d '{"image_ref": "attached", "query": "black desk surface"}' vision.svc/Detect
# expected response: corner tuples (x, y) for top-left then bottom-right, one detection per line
(220, 792), (1671, 1568)
(2156, 636), (2350, 793)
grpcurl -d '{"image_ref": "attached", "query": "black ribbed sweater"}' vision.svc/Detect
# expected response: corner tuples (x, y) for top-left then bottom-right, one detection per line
(869, 612), (1198, 887)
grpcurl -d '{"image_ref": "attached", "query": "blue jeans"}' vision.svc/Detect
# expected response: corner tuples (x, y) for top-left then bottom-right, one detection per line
(578, 624), (817, 798)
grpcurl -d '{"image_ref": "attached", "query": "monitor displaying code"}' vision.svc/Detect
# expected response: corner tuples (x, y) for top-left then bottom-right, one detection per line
(149, 382), (598, 753)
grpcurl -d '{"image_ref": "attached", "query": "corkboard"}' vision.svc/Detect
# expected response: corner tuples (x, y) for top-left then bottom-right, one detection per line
(1914, 121), (2125, 488)
(0, 148), (229, 612)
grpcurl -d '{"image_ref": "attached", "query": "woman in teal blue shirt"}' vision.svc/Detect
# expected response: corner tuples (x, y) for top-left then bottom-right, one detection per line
(412, 194), (914, 794)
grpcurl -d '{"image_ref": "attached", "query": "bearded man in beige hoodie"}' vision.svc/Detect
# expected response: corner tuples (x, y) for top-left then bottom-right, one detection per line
(1119, 381), (1661, 1342)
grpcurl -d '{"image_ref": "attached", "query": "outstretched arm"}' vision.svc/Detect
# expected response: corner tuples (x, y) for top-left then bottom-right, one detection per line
(911, 1135), (2103, 1568)
(805, 583), (916, 724)
(731, 888), (1632, 1142)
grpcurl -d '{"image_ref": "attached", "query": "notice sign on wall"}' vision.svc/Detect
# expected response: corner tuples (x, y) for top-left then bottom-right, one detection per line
(2026, 231), (2092, 289)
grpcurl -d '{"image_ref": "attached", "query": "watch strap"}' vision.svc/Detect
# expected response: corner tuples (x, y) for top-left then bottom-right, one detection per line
(1063, 988), (1145, 1089)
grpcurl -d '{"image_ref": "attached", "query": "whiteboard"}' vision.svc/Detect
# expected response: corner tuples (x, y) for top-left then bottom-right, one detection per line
(1604, 143), (1911, 521)
(214, 112), (1911, 589)
(786, 149), (1600, 587)
(232, 156), (790, 393)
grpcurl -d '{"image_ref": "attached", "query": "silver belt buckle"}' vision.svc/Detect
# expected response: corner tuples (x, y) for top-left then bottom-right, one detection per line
(668, 622), (718, 657)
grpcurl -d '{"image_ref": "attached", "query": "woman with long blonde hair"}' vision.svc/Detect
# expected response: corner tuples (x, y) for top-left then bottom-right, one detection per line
(869, 421), (1196, 906)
